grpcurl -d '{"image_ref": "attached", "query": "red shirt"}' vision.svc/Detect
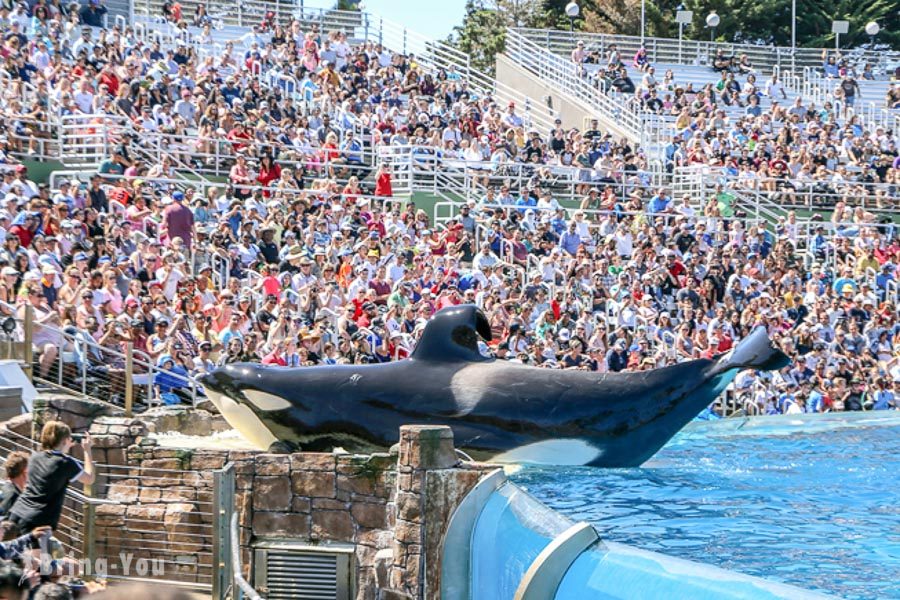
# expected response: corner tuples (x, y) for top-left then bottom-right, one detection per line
(667, 260), (686, 283)
(436, 294), (459, 310)
(368, 279), (391, 301)
(226, 127), (251, 152)
(9, 225), (34, 247)
(99, 71), (120, 96)
(106, 186), (131, 207)
(262, 350), (286, 366)
(375, 171), (393, 197)
(256, 163), (282, 196)
(367, 220), (386, 238)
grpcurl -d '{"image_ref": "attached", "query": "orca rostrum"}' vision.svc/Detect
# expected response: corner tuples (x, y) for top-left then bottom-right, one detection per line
(199, 305), (788, 467)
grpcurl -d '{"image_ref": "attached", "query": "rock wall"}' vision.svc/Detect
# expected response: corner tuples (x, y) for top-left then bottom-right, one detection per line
(2, 396), (498, 599)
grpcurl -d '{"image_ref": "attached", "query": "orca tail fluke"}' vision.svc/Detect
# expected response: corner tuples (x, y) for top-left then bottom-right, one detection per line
(712, 326), (791, 375)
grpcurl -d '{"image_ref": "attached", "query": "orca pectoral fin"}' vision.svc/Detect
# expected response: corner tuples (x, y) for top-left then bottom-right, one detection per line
(267, 440), (298, 454)
(712, 326), (790, 375)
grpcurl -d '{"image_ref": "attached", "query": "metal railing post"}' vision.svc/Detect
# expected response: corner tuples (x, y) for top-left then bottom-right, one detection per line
(57, 336), (63, 386)
(83, 483), (96, 578)
(23, 305), (33, 382)
(124, 342), (134, 417)
(213, 463), (236, 600)
(80, 337), (87, 395)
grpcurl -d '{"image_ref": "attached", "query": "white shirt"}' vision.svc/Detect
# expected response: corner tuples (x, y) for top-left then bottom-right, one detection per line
(155, 266), (185, 300)
(765, 79), (785, 98)
(387, 261), (406, 284)
(73, 90), (94, 114)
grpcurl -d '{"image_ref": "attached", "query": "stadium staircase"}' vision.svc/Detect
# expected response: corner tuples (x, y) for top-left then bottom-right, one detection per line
(503, 29), (665, 159)
(512, 26), (898, 138)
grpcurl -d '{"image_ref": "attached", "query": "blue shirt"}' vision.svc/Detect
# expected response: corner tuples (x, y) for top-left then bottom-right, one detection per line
(342, 138), (363, 163)
(745, 104), (762, 117)
(559, 231), (581, 256)
(155, 364), (189, 393)
(648, 195), (670, 214)
(550, 217), (567, 235)
(873, 390), (894, 410)
(807, 390), (824, 413)
(515, 195), (536, 214)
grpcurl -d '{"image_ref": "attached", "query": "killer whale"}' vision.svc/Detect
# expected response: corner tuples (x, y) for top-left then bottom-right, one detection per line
(199, 305), (789, 467)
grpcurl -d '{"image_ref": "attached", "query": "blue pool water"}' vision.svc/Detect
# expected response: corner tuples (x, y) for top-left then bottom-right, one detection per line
(512, 412), (900, 600)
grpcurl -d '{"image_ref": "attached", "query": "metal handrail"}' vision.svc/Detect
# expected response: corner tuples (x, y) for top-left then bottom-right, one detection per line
(512, 26), (900, 75)
(381, 144), (664, 204)
(46, 171), (404, 208)
(504, 29), (670, 156)
(674, 165), (900, 219)
(0, 430), (226, 592)
(132, 2), (558, 135)
(2, 301), (205, 413)
(56, 113), (131, 167)
(231, 513), (261, 600)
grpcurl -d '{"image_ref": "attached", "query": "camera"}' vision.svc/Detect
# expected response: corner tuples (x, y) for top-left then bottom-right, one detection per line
(71, 433), (84, 443)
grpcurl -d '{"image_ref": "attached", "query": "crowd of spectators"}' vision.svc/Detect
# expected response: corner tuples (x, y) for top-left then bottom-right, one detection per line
(0, 0), (893, 421)
(569, 41), (899, 213)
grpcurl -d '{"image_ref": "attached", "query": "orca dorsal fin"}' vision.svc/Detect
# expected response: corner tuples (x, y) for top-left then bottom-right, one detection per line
(411, 304), (493, 362)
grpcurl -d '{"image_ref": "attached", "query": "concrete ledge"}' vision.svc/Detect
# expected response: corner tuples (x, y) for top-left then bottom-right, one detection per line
(514, 522), (599, 600)
(440, 468), (507, 600)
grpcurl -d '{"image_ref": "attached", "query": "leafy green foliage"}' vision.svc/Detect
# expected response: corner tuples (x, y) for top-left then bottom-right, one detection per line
(447, 0), (564, 73)
(448, 0), (898, 73)
(581, 0), (899, 48)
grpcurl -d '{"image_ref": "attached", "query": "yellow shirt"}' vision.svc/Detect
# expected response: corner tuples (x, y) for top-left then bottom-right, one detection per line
(856, 256), (878, 276)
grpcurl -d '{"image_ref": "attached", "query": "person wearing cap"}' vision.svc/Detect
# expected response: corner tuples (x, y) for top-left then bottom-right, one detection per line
(0, 266), (18, 305)
(18, 282), (60, 378)
(257, 227), (280, 264)
(605, 338), (629, 373)
(162, 190), (194, 250)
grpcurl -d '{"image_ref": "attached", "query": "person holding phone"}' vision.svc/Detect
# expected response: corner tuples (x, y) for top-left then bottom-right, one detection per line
(7, 422), (94, 534)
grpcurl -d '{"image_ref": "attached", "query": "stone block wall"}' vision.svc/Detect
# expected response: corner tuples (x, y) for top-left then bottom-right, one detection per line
(389, 426), (497, 600)
(2, 396), (499, 599)
(32, 394), (123, 434)
(244, 451), (397, 598)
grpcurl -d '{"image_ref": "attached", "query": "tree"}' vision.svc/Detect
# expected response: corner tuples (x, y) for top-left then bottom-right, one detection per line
(447, 0), (552, 73)
(792, 0), (900, 49)
(451, 0), (899, 72)
(584, 0), (900, 48)
(572, 0), (899, 48)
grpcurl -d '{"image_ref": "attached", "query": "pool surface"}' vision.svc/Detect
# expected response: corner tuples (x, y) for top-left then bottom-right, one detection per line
(512, 412), (900, 600)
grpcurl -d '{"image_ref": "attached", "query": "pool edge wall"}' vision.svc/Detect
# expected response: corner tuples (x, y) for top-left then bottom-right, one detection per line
(443, 475), (838, 600)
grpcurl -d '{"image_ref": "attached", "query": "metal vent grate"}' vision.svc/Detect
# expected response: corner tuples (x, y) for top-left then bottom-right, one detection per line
(253, 541), (354, 600)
